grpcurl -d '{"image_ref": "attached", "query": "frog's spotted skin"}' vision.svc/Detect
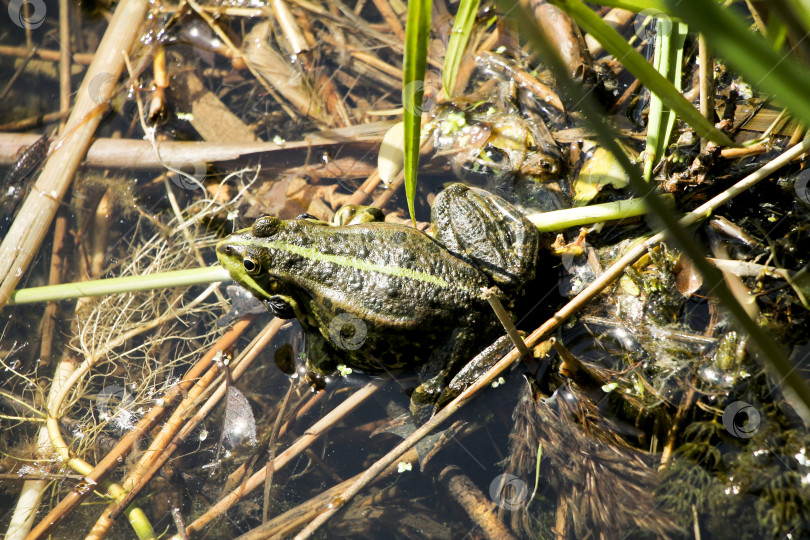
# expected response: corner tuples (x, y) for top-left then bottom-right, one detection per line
(216, 183), (538, 421)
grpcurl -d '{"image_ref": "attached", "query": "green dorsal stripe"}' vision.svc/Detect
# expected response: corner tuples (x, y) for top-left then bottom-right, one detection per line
(233, 238), (452, 288)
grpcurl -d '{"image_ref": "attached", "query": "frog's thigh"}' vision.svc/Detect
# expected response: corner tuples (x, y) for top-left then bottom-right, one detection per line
(432, 184), (538, 289)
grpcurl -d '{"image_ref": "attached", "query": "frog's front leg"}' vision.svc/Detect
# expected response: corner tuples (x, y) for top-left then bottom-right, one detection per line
(302, 326), (340, 390)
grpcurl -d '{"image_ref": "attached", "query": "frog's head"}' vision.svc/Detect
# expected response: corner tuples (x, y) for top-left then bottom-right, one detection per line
(216, 215), (305, 319)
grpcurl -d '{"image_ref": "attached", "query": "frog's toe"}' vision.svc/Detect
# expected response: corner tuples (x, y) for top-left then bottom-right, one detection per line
(409, 387), (438, 425)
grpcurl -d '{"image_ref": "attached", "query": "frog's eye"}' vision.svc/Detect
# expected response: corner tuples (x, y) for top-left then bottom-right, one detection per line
(295, 213), (318, 220)
(243, 256), (261, 275)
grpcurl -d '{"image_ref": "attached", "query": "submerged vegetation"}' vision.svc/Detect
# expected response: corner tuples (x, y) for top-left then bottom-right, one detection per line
(0, 1), (809, 539)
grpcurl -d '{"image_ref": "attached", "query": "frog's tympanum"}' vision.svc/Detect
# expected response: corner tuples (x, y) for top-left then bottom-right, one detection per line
(216, 184), (538, 422)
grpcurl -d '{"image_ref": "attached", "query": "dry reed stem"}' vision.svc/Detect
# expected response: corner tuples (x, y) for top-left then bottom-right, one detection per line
(181, 377), (388, 537)
(99, 318), (286, 528)
(235, 447), (420, 540)
(86, 361), (223, 538)
(369, 0), (406, 41)
(58, 0), (70, 132)
(0, 45), (95, 65)
(0, 133), (384, 170)
(263, 380), (296, 523)
(0, 110), (71, 131)
(0, 0), (150, 310)
(24, 315), (257, 539)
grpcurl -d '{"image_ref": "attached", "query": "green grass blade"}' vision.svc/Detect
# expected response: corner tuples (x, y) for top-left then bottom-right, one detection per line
(643, 17), (688, 181)
(403, 0), (433, 223)
(443, 0), (480, 96)
(585, 0), (666, 11)
(550, 0), (734, 147)
(664, 0), (810, 129)
(496, 0), (810, 420)
(6, 266), (230, 305)
(525, 196), (672, 232)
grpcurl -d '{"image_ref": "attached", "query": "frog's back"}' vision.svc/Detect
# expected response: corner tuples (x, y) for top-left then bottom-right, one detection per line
(276, 220), (492, 330)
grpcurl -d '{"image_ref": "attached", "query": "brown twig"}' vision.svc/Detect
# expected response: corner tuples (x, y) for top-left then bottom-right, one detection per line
(181, 377), (388, 537)
(25, 315), (256, 540)
(95, 318), (283, 533)
(659, 387), (697, 468)
(0, 0), (151, 310)
(0, 45), (94, 65)
(698, 34), (715, 151)
(263, 379), (296, 523)
(439, 465), (517, 540)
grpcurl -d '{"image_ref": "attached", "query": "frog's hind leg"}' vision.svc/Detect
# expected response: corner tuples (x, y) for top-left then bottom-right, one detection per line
(432, 183), (539, 290)
(410, 327), (511, 423)
(436, 335), (514, 411)
(409, 326), (472, 424)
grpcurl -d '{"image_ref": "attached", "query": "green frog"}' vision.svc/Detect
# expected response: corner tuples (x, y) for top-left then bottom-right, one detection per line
(216, 183), (538, 421)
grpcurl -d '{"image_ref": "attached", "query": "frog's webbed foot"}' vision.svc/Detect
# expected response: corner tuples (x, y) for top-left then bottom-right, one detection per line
(432, 183), (539, 290)
(374, 402), (468, 469)
(409, 372), (444, 425)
